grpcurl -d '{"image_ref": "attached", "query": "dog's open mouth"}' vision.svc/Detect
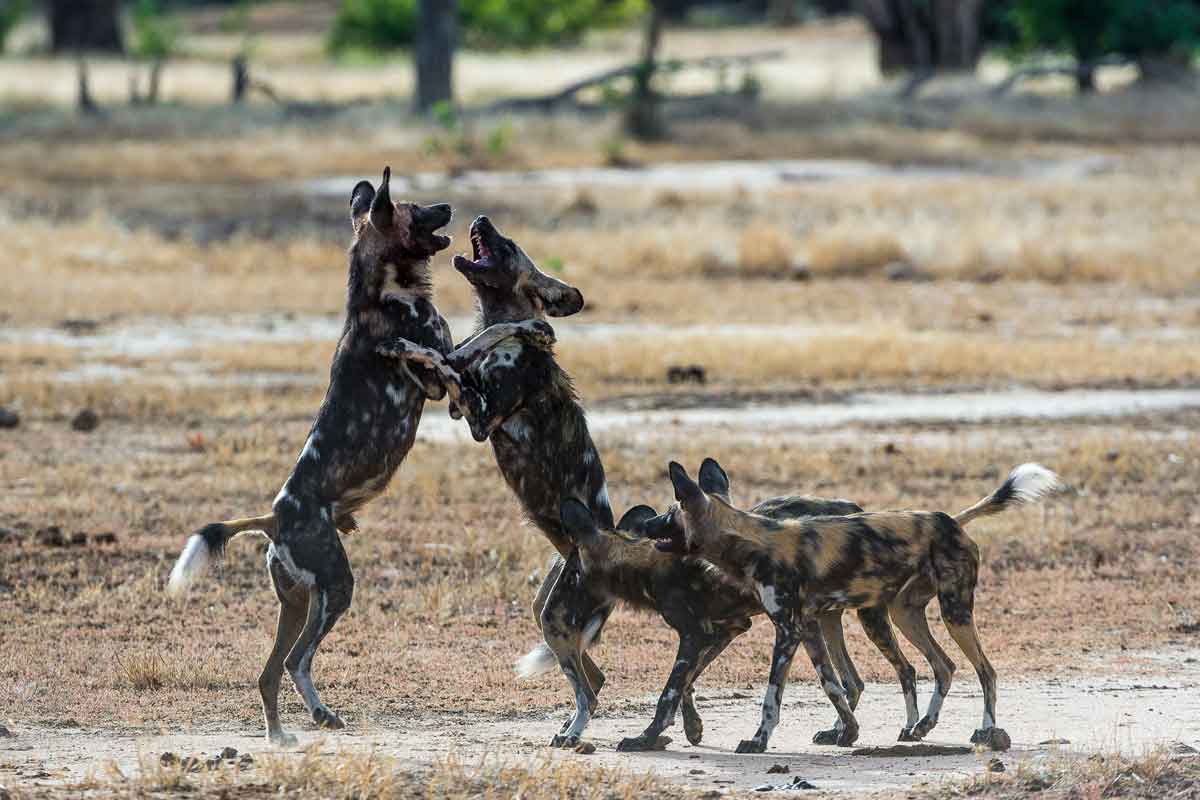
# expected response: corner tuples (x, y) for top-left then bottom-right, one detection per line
(414, 203), (453, 253)
(643, 512), (688, 554)
(454, 216), (504, 283)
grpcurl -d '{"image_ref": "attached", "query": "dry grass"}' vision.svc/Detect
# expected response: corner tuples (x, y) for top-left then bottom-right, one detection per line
(11, 747), (696, 800)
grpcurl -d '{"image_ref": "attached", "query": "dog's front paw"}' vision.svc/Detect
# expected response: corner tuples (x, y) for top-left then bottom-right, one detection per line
(616, 735), (671, 752)
(268, 730), (298, 748)
(898, 727), (921, 742)
(970, 727), (1011, 752)
(312, 706), (345, 730)
(812, 728), (841, 746)
(908, 715), (937, 740)
(735, 738), (767, 754)
(836, 723), (859, 747)
(551, 734), (581, 749)
(682, 710), (704, 746)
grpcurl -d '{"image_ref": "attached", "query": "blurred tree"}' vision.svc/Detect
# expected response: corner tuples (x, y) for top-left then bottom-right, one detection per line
(415, 0), (455, 111)
(859, 0), (986, 75)
(1011, 0), (1200, 89)
(0, 0), (28, 54)
(48, 0), (124, 53)
(130, 0), (180, 104)
(625, 0), (665, 138)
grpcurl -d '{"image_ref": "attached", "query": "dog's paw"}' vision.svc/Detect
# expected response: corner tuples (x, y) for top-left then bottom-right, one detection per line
(735, 738), (767, 754)
(551, 734), (582, 749)
(836, 724), (860, 747)
(909, 716), (937, 740)
(812, 728), (841, 746)
(312, 706), (345, 730)
(971, 727), (1011, 752)
(616, 735), (671, 752)
(268, 730), (298, 748)
(682, 712), (704, 746)
(898, 727), (922, 742)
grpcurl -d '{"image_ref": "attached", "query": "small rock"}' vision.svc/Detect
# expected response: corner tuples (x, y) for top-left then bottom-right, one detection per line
(1038, 738), (1071, 746)
(220, 747), (238, 760)
(238, 754), (255, 767)
(71, 409), (99, 432)
(667, 365), (707, 385)
(882, 442), (901, 455)
(788, 777), (817, 790)
(573, 741), (596, 755)
(752, 784), (775, 793)
(0, 408), (18, 429)
(36, 527), (66, 547)
(884, 261), (932, 282)
(689, 768), (706, 775)
(205, 756), (222, 770)
(0, 785), (9, 800)
(69, 532), (87, 546)
(180, 756), (202, 773)
(0, 725), (13, 738)
(987, 758), (1006, 773)
(1104, 449), (1120, 462)
(159, 752), (178, 766)
(91, 532), (118, 545)
(58, 318), (99, 335)
(0, 528), (13, 544)
(766, 764), (790, 774)
(789, 264), (812, 282)
(1170, 742), (1199, 756)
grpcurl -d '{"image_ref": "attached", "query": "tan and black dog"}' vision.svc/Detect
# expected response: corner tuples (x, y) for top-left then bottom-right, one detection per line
(648, 459), (1061, 754)
(376, 216), (618, 746)
(165, 170), (541, 746)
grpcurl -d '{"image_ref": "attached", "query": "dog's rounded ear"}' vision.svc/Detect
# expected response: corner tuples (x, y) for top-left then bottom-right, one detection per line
(560, 498), (600, 544)
(617, 504), (658, 535)
(698, 458), (731, 501)
(369, 166), (394, 231)
(350, 180), (375, 222)
(669, 461), (705, 507)
(531, 271), (585, 317)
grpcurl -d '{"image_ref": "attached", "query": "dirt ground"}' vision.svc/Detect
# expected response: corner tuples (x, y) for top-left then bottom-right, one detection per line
(3, 9), (1200, 798)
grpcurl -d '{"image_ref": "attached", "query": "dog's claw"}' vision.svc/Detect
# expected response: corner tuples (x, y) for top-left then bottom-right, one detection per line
(970, 727), (1011, 752)
(735, 738), (767, 754)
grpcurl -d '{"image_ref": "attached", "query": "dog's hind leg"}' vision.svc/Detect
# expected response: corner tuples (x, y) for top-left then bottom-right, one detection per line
(279, 525), (355, 732)
(736, 610), (806, 754)
(679, 616), (751, 746)
(856, 606), (920, 742)
(890, 574), (956, 741)
(811, 611), (867, 745)
(260, 560), (307, 746)
(933, 526), (1009, 751)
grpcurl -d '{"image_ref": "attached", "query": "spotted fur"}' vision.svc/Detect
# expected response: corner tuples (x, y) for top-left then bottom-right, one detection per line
(166, 167), (457, 747)
(651, 459), (1061, 754)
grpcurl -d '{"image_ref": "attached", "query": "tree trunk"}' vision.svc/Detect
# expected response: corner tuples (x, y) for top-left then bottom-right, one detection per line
(77, 58), (99, 114)
(49, 0), (123, 54)
(769, 0), (800, 26)
(625, 0), (665, 140)
(858, 0), (983, 76)
(414, 0), (455, 113)
(1076, 63), (1096, 93)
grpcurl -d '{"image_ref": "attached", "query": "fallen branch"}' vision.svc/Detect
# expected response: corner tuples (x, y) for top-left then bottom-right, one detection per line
(990, 55), (1129, 96)
(483, 49), (784, 113)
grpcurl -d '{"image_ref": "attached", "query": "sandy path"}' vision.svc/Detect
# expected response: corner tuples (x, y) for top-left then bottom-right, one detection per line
(5, 654), (1200, 795)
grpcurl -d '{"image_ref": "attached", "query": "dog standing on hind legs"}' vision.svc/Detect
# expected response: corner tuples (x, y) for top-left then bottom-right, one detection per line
(650, 459), (1062, 754)
(167, 168), (496, 746)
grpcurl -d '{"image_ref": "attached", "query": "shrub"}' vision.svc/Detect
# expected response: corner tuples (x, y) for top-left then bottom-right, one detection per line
(0, 0), (27, 54)
(1011, 0), (1200, 64)
(329, 0), (646, 54)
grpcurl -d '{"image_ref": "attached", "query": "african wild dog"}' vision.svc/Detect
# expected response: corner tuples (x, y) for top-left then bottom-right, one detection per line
(535, 482), (864, 752)
(165, 170), (541, 746)
(649, 459), (1062, 754)
(375, 216), (618, 746)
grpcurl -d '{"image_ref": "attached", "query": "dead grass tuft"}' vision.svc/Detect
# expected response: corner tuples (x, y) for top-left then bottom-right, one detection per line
(737, 225), (798, 277)
(805, 227), (909, 277)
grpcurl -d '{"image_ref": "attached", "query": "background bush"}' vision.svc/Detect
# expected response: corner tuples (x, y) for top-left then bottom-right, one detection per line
(1010, 0), (1200, 63)
(329, 0), (647, 53)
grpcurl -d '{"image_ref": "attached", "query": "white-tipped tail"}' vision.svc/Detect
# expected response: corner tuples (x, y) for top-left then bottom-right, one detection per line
(167, 534), (211, 595)
(514, 613), (606, 678)
(1006, 463), (1063, 503)
(515, 643), (557, 678)
(955, 463), (1063, 526)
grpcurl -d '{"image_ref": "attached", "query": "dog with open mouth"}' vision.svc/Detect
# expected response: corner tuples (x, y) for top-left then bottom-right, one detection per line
(167, 167), (466, 746)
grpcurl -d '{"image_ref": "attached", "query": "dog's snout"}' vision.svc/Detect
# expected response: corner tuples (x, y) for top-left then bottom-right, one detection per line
(418, 203), (453, 229)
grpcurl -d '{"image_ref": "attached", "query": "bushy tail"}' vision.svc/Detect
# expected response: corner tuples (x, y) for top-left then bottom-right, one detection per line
(514, 613), (605, 678)
(954, 464), (1062, 527)
(166, 513), (276, 595)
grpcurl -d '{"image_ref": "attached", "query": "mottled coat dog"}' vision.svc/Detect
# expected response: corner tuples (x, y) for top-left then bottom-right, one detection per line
(649, 459), (1062, 754)
(377, 217), (617, 745)
(167, 169), (469, 746)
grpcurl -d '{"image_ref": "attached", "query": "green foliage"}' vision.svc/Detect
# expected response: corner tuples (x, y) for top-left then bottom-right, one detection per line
(329, 0), (646, 54)
(0, 0), (28, 54)
(131, 0), (180, 61)
(1010, 0), (1200, 61)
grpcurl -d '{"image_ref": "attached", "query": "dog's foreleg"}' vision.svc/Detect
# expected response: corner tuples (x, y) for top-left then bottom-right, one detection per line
(736, 611), (802, 754)
(679, 617), (752, 746)
(448, 319), (556, 368)
(617, 630), (707, 752)
(800, 611), (860, 747)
